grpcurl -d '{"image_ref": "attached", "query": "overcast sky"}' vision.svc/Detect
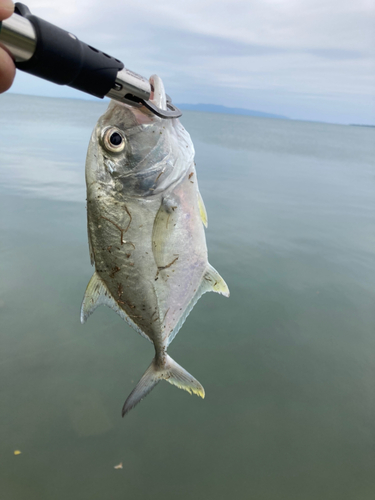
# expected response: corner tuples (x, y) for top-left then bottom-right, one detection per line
(7, 0), (375, 124)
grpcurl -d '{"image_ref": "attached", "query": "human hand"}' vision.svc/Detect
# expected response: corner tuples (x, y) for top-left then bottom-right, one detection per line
(0, 0), (15, 93)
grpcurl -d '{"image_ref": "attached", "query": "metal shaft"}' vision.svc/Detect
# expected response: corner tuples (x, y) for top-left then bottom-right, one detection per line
(0, 12), (151, 103)
(0, 5), (182, 119)
(107, 68), (151, 104)
(0, 14), (36, 62)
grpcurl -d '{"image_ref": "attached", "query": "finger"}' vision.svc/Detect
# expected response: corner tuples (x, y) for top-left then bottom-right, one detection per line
(0, 0), (14, 20)
(0, 47), (15, 93)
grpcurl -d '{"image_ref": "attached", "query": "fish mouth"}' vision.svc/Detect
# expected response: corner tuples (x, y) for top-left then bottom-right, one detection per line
(107, 75), (169, 126)
(148, 75), (168, 112)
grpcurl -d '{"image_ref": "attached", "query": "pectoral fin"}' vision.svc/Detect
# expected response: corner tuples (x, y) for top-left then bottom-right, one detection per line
(80, 272), (151, 342)
(152, 196), (179, 268)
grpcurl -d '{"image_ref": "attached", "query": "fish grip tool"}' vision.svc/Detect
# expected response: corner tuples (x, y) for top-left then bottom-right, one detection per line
(0, 3), (182, 119)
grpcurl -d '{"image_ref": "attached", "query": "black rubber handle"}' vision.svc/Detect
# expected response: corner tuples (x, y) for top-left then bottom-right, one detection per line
(14, 3), (124, 99)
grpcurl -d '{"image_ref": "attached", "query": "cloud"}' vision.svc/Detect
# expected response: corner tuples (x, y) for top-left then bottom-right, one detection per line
(147, 28), (287, 58)
(305, 49), (365, 60)
(7, 0), (375, 124)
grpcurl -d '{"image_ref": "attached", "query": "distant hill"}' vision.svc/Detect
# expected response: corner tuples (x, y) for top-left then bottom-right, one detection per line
(177, 103), (288, 120)
(350, 124), (375, 128)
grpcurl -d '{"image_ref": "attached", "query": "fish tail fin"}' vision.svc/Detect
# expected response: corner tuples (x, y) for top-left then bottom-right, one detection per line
(121, 359), (160, 417)
(122, 354), (205, 417)
(162, 354), (205, 398)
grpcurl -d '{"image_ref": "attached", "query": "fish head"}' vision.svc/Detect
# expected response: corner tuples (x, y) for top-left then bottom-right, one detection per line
(86, 75), (194, 198)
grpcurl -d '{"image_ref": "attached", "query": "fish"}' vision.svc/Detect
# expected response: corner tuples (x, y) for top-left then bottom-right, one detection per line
(81, 75), (229, 416)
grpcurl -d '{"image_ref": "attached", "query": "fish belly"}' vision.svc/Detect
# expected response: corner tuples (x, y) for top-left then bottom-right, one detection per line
(87, 165), (207, 347)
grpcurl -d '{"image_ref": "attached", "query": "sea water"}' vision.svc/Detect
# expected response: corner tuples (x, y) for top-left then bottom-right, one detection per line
(0, 94), (374, 499)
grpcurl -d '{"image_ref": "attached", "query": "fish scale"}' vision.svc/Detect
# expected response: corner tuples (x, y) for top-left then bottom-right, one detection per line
(81, 75), (229, 416)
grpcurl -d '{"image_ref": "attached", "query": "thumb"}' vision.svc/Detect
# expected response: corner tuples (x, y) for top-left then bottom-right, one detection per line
(0, 0), (14, 21)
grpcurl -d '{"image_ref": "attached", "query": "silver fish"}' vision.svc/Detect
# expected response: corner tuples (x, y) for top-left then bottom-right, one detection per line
(81, 75), (229, 416)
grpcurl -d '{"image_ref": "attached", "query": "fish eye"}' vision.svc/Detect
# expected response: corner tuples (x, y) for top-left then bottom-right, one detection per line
(110, 132), (122, 146)
(102, 127), (126, 153)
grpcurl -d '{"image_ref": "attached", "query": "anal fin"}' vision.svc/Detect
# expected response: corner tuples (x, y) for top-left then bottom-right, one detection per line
(80, 272), (151, 342)
(202, 264), (230, 297)
(167, 263), (229, 346)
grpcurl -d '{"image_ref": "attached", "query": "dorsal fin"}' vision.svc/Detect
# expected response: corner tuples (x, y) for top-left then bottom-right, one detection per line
(80, 272), (106, 323)
(80, 272), (151, 343)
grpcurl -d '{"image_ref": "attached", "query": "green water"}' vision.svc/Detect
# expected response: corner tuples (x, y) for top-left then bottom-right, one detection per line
(1, 94), (374, 499)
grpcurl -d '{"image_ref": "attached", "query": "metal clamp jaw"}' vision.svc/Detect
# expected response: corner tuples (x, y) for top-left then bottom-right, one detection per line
(0, 3), (182, 119)
(107, 68), (182, 118)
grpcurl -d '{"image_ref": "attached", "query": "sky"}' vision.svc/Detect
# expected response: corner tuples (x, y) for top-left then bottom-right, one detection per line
(6, 0), (375, 124)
